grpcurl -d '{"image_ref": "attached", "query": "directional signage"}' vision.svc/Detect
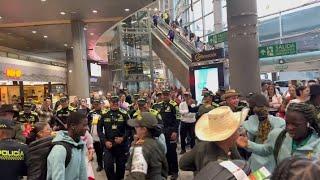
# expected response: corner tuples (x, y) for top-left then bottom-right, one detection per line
(259, 42), (297, 58)
(208, 31), (228, 45)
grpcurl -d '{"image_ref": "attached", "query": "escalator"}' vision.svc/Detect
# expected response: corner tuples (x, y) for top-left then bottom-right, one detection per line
(151, 19), (197, 88)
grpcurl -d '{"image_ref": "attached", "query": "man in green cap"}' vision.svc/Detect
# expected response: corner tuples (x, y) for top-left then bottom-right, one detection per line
(197, 91), (219, 119)
(157, 89), (180, 179)
(128, 94), (140, 117)
(126, 112), (168, 179)
(98, 96), (131, 180)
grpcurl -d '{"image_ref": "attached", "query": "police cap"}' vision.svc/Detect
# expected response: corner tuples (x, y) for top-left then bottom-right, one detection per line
(162, 89), (170, 94)
(0, 119), (14, 130)
(156, 91), (162, 96)
(60, 97), (68, 103)
(110, 96), (119, 103)
(133, 94), (140, 99)
(203, 91), (214, 97)
(127, 112), (158, 128)
(137, 98), (147, 105)
(23, 103), (32, 108)
(92, 99), (102, 104)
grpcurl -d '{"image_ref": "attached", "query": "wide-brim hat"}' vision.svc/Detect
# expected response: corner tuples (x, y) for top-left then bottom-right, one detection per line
(221, 89), (240, 100)
(195, 106), (249, 142)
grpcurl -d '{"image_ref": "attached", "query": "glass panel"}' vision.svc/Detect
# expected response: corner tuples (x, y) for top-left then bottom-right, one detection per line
(194, 19), (204, 37)
(203, 0), (213, 15)
(193, 1), (202, 21)
(204, 13), (214, 36)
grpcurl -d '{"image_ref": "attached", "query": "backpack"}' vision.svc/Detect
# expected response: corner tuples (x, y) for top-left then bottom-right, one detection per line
(273, 129), (287, 165)
(27, 136), (73, 180)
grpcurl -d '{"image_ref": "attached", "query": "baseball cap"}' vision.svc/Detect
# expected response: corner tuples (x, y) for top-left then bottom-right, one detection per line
(137, 98), (147, 105)
(127, 112), (158, 128)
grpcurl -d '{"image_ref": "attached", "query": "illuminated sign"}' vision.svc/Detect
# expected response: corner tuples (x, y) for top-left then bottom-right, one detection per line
(5, 68), (22, 78)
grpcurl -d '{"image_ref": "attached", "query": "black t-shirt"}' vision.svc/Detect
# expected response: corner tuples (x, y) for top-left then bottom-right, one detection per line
(0, 139), (28, 180)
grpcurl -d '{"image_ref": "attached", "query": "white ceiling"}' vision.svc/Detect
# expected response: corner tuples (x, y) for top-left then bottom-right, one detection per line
(0, 0), (154, 60)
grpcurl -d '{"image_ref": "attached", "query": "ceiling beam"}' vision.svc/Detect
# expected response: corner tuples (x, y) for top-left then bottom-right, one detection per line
(0, 17), (123, 28)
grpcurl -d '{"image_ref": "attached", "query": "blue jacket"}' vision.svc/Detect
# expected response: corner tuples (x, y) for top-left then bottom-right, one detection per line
(247, 128), (320, 172)
(243, 115), (285, 171)
(47, 131), (87, 180)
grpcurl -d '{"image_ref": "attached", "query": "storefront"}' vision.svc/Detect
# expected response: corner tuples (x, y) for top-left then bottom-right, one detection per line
(0, 56), (67, 104)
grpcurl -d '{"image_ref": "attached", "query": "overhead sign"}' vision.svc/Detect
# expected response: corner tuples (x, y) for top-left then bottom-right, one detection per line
(191, 48), (224, 62)
(259, 42), (297, 58)
(5, 68), (22, 78)
(274, 64), (288, 71)
(208, 31), (228, 45)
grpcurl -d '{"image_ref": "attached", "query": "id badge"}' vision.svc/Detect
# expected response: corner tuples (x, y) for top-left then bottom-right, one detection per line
(112, 124), (117, 130)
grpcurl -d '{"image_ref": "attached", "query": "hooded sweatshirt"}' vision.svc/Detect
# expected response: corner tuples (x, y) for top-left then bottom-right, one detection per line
(47, 131), (87, 180)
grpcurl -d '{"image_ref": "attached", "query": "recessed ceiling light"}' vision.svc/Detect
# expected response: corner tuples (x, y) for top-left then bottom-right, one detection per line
(92, 10), (98, 14)
(60, 12), (66, 15)
(154, 8), (158, 11)
(90, 33), (94, 36)
(32, 30), (37, 34)
(83, 27), (88, 31)
(0, 16), (2, 19)
(125, 8), (130, 12)
(64, 43), (68, 47)
(7, 32), (12, 35)
(71, 46), (74, 49)
(41, 0), (46, 2)
(43, 35), (48, 38)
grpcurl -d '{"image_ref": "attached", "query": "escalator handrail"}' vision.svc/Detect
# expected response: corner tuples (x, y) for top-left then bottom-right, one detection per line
(151, 25), (192, 66)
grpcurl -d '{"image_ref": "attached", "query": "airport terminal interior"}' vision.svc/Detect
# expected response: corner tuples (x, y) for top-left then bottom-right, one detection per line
(0, 0), (320, 179)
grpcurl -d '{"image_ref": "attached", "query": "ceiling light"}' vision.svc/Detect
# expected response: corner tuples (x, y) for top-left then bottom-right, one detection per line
(92, 10), (98, 14)
(60, 12), (66, 15)
(0, 16), (2, 19)
(32, 30), (37, 34)
(83, 27), (88, 31)
(90, 33), (94, 36)
(41, 0), (46, 2)
(43, 35), (48, 38)
(71, 46), (74, 49)
(154, 8), (158, 11)
(124, 8), (130, 12)
(64, 43), (68, 47)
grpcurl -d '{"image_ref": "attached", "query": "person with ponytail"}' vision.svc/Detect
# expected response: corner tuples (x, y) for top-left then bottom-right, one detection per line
(237, 103), (320, 172)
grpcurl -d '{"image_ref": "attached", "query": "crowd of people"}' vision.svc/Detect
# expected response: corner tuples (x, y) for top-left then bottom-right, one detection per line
(152, 11), (209, 52)
(2, 81), (320, 179)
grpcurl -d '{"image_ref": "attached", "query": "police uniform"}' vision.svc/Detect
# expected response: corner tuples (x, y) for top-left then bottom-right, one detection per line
(98, 96), (131, 180)
(87, 100), (105, 171)
(126, 112), (168, 180)
(158, 90), (180, 179)
(55, 105), (76, 130)
(0, 119), (28, 180)
(17, 111), (39, 125)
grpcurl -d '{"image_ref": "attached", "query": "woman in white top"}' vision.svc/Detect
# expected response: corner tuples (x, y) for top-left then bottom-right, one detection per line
(266, 85), (283, 116)
(290, 85), (310, 104)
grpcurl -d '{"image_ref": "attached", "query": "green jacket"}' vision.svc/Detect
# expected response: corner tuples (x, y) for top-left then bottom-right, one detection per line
(179, 141), (241, 174)
(243, 115), (285, 171)
(247, 128), (320, 172)
(126, 137), (168, 180)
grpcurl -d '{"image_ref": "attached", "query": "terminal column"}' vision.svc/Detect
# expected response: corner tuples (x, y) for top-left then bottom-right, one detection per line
(213, 0), (223, 48)
(227, 0), (261, 95)
(67, 20), (90, 98)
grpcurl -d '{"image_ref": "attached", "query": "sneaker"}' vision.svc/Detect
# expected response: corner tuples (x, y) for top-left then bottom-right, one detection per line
(179, 150), (186, 155)
(96, 166), (103, 172)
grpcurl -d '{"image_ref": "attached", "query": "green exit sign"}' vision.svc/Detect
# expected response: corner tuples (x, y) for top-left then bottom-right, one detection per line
(259, 42), (297, 58)
(208, 31), (228, 45)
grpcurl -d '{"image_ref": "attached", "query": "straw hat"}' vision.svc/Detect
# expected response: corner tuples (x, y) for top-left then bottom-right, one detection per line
(195, 106), (249, 142)
(221, 89), (240, 100)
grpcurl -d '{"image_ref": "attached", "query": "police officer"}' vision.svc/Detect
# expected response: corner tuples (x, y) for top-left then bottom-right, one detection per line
(17, 103), (39, 125)
(55, 97), (76, 130)
(87, 99), (105, 172)
(98, 96), (130, 180)
(0, 119), (28, 180)
(126, 112), (168, 180)
(158, 89), (180, 180)
(128, 94), (140, 118)
(152, 92), (163, 112)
